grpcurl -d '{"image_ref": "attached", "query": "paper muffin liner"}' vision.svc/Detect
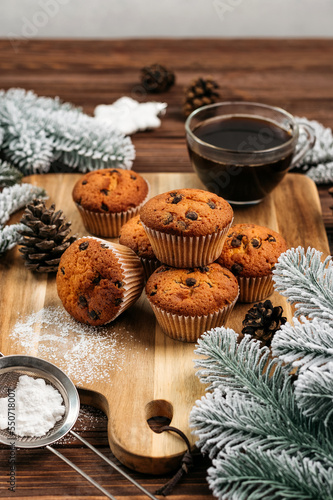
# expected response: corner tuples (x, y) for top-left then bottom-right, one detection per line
(141, 219), (233, 268)
(140, 257), (162, 282)
(86, 237), (144, 323)
(148, 294), (238, 343)
(76, 181), (150, 238)
(237, 275), (274, 303)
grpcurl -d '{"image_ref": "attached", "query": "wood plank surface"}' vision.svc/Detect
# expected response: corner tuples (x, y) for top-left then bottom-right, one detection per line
(0, 38), (332, 499)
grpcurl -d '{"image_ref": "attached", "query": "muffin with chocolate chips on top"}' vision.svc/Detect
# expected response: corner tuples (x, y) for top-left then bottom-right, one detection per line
(56, 237), (144, 326)
(72, 168), (149, 237)
(216, 223), (288, 303)
(146, 263), (239, 342)
(140, 188), (233, 267)
(119, 215), (161, 281)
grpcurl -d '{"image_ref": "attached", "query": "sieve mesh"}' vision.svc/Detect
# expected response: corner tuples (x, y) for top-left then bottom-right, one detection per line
(0, 357), (79, 448)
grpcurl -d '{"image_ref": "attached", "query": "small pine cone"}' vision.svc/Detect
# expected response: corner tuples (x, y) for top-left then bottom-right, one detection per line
(19, 199), (76, 273)
(183, 77), (220, 117)
(241, 299), (287, 346)
(141, 64), (175, 93)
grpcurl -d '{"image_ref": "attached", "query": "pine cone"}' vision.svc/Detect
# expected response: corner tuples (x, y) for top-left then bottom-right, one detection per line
(241, 300), (287, 346)
(141, 64), (175, 93)
(183, 77), (220, 117)
(19, 199), (76, 273)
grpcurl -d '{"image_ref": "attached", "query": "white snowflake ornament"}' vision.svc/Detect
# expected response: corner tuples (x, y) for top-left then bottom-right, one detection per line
(94, 97), (167, 135)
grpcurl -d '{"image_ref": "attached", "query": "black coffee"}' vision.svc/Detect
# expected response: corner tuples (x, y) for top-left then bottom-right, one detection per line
(194, 116), (290, 151)
(189, 116), (293, 203)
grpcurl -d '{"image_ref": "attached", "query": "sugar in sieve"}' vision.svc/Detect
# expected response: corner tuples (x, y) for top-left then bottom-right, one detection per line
(0, 353), (158, 500)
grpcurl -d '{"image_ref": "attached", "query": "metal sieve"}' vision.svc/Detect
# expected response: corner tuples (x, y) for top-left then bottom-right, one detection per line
(0, 353), (158, 500)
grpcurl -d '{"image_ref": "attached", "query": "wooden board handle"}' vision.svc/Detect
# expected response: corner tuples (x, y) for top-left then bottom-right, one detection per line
(79, 387), (191, 474)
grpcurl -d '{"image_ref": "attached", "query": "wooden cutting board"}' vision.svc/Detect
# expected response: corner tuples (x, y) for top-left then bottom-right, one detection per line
(0, 172), (329, 474)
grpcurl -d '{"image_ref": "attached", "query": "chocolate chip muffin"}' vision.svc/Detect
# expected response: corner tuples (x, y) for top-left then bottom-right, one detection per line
(56, 237), (144, 326)
(140, 188), (233, 267)
(119, 215), (161, 281)
(72, 168), (149, 237)
(146, 263), (239, 342)
(216, 223), (288, 302)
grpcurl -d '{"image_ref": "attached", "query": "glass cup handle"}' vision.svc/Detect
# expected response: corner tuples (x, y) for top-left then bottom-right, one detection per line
(290, 122), (316, 168)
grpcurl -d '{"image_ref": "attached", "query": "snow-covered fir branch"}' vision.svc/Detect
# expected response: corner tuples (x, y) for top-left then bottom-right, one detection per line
(0, 157), (47, 255)
(191, 330), (333, 465)
(193, 327), (288, 402)
(191, 328), (333, 499)
(307, 162), (333, 184)
(294, 362), (333, 427)
(0, 159), (23, 187)
(273, 246), (333, 322)
(271, 317), (333, 372)
(294, 117), (333, 184)
(191, 384), (332, 465)
(0, 223), (24, 254)
(0, 88), (76, 114)
(0, 88), (135, 174)
(208, 449), (333, 500)
(0, 183), (46, 226)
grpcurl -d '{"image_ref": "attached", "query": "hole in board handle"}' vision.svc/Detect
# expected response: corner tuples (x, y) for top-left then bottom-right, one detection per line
(145, 399), (173, 433)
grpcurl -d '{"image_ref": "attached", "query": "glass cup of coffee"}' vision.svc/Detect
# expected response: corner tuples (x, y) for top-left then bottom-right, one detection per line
(185, 101), (315, 205)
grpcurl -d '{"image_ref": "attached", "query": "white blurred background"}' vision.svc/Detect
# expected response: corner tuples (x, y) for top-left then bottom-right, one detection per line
(2, 0), (333, 39)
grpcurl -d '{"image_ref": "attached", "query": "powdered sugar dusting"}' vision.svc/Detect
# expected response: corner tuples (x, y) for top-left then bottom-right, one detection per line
(10, 306), (136, 386)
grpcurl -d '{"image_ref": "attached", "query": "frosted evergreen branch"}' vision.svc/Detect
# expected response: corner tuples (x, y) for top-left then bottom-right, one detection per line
(271, 317), (333, 372)
(3, 122), (55, 173)
(0, 183), (46, 226)
(208, 449), (333, 500)
(50, 109), (135, 171)
(293, 117), (333, 184)
(295, 363), (333, 428)
(190, 388), (333, 465)
(0, 159), (23, 187)
(191, 329), (333, 464)
(0, 88), (77, 114)
(194, 328), (289, 406)
(307, 162), (333, 184)
(0, 88), (135, 174)
(273, 247), (333, 322)
(0, 223), (24, 254)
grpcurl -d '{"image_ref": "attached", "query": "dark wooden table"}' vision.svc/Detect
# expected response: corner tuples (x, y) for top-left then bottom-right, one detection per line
(0, 38), (332, 499)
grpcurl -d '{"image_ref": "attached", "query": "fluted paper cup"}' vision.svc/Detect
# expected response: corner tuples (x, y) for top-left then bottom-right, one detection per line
(148, 294), (238, 343)
(237, 275), (273, 303)
(76, 182), (150, 238)
(86, 237), (144, 322)
(141, 219), (232, 268)
(140, 257), (162, 282)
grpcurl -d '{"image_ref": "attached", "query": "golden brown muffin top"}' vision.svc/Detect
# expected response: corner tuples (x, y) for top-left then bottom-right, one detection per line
(140, 188), (233, 236)
(145, 263), (239, 316)
(119, 215), (156, 260)
(72, 168), (149, 213)
(217, 223), (288, 278)
(56, 237), (125, 326)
